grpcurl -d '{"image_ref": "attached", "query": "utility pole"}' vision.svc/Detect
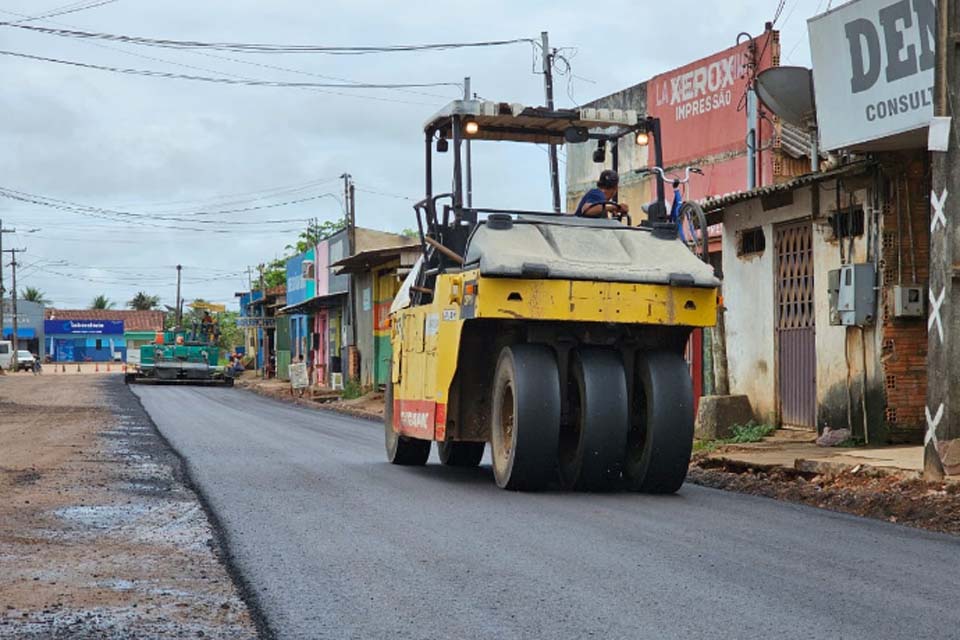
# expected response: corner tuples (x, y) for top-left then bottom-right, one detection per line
(925, 0), (960, 479)
(4, 248), (24, 369)
(258, 263), (267, 378)
(541, 31), (561, 213)
(342, 173), (356, 255)
(464, 76), (474, 207)
(342, 173), (358, 378)
(175, 264), (183, 329)
(0, 220), (14, 338)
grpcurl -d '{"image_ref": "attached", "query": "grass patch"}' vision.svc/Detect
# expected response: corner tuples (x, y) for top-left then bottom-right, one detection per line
(693, 421), (777, 453)
(836, 437), (866, 448)
(341, 378), (365, 400)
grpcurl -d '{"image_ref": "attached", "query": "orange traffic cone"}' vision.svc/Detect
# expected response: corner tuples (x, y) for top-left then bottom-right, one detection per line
(106, 363), (111, 372)
(95, 363), (99, 372)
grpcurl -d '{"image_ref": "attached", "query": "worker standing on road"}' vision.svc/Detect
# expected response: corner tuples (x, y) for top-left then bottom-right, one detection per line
(574, 169), (629, 218)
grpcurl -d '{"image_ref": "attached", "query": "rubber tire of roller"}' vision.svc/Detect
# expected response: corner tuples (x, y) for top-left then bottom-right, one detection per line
(384, 381), (431, 466)
(437, 441), (485, 467)
(558, 348), (629, 491)
(624, 350), (695, 494)
(490, 345), (561, 491)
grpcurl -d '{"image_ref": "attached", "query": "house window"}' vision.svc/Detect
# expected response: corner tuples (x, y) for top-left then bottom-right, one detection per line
(829, 206), (865, 239)
(737, 227), (766, 257)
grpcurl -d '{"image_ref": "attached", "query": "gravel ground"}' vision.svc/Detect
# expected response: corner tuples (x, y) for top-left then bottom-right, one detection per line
(0, 374), (258, 639)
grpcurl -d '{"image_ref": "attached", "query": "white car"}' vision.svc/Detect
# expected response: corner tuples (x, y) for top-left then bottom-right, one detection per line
(13, 350), (36, 372)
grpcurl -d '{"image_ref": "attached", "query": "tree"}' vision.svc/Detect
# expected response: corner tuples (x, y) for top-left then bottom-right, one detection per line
(90, 294), (115, 310)
(217, 310), (244, 352)
(263, 258), (287, 289)
(128, 291), (160, 311)
(20, 287), (50, 305)
(400, 227), (420, 239)
(284, 218), (347, 256)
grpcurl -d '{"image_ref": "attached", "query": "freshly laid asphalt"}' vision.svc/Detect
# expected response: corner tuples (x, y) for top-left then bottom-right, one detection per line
(133, 385), (960, 640)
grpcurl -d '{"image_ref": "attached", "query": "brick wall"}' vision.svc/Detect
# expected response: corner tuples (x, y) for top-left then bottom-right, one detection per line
(879, 153), (929, 443)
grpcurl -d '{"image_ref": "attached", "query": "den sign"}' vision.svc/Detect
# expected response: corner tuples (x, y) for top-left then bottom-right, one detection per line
(809, 0), (936, 150)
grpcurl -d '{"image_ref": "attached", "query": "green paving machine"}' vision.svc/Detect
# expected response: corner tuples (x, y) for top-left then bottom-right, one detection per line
(126, 324), (234, 386)
(125, 269), (235, 386)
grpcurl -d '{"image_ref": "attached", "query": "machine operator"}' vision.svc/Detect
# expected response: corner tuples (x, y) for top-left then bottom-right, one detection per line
(573, 169), (630, 218)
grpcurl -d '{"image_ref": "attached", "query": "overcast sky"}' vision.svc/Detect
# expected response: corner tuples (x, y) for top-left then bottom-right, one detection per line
(0, 0), (823, 310)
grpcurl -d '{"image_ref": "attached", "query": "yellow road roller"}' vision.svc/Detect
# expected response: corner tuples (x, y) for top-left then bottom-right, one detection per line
(385, 100), (719, 492)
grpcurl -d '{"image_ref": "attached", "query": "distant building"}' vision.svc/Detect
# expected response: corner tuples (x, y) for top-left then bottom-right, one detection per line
(2, 299), (46, 359)
(278, 226), (417, 388)
(43, 309), (164, 362)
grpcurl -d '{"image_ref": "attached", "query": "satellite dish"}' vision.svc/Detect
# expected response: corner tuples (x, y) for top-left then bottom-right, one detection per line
(755, 66), (816, 127)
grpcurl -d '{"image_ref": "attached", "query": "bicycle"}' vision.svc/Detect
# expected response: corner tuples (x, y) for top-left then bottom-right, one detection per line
(636, 166), (710, 263)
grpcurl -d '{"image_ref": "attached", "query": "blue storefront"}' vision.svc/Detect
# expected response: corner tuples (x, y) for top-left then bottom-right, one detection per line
(285, 249), (315, 361)
(44, 319), (126, 363)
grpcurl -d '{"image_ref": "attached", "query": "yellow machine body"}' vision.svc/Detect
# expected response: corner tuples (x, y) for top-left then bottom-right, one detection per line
(390, 268), (717, 441)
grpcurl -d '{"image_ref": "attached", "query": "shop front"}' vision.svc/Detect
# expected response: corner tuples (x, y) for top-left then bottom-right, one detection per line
(44, 319), (125, 363)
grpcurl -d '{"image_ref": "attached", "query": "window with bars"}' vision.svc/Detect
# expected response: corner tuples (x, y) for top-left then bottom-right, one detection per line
(829, 207), (865, 239)
(737, 227), (766, 257)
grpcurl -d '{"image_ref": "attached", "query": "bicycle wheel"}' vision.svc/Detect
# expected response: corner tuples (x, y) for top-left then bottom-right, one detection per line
(677, 201), (709, 262)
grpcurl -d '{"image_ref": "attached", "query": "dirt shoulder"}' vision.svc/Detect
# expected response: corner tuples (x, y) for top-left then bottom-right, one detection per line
(235, 375), (382, 421)
(689, 451), (960, 536)
(0, 373), (258, 639)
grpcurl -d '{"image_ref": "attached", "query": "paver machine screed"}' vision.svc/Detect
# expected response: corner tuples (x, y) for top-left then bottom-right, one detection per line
(385, 100), (719, 492)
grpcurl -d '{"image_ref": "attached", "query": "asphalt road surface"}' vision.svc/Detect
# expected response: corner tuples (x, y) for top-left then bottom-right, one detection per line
(133, 385), (960, 640)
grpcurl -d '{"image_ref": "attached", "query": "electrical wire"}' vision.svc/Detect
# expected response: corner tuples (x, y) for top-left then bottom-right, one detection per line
(0, 9), (448, 106)
(10, 0), (118, 24)
(0, 49), (461, 90)
(0, 185), (344, 226)
(0, 24), (535, 56)
(103, 176), (342, 212)
(354, 187), (417, 202)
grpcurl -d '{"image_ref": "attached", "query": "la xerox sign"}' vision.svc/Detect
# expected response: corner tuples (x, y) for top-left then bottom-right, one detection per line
(809, 0), (936, 150)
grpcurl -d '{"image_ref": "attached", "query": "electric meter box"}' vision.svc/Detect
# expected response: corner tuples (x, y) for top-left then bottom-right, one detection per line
(892, 284), (924, 318)
(828, 264), (876, 326)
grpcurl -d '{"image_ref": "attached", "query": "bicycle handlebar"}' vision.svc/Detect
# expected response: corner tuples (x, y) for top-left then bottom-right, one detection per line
(634, 166), (703, 184)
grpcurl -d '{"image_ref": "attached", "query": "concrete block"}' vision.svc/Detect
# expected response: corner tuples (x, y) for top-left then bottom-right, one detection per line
(695, 395), (754, 440)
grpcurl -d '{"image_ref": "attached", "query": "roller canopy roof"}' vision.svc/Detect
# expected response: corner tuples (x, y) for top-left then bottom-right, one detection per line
(464, 216), (719, 288)
(425, 99), (642, 144)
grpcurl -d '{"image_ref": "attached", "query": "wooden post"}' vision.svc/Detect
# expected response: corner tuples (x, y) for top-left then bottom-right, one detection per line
(711, 288), (730, 396)
(926, 0), (960, 479)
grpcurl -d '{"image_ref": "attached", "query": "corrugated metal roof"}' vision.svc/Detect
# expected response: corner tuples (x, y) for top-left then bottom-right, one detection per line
(700, 161), (872, 213)
(780, 122), (815, 159)
(44, 309), (165, 332)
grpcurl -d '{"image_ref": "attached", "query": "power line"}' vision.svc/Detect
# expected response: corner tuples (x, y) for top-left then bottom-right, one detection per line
(0, 185), (344, 227)
(0, 49), (461, 91)
(10, 0), (118, 24)
(0, 8), (447, 106)
(1, 24), (535, 55)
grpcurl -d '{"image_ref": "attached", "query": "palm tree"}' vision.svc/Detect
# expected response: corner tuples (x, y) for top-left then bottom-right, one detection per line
(20, 286), (50, 305)
(128, 291), (160, 311)
(90, 294), (115, 310)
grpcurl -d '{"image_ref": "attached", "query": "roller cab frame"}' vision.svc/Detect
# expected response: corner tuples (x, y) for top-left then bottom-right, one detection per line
(385, 99), (720, 492)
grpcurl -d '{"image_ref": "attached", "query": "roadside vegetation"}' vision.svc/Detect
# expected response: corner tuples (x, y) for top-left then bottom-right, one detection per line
(693, 421), (777, 453)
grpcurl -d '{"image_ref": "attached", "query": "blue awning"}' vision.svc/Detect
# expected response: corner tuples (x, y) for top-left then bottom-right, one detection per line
(2, 327), (36, 339)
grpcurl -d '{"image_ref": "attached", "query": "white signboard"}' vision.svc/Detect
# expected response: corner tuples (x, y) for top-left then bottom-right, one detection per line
(289, 362), (309, 389)
(809, 0), (936, 150)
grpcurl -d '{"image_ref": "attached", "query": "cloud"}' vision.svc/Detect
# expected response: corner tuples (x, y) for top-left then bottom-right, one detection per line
(0, 0), (814, 310)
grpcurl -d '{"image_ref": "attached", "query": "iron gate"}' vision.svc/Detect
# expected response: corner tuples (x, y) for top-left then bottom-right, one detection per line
(775, 221), (816, 429)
